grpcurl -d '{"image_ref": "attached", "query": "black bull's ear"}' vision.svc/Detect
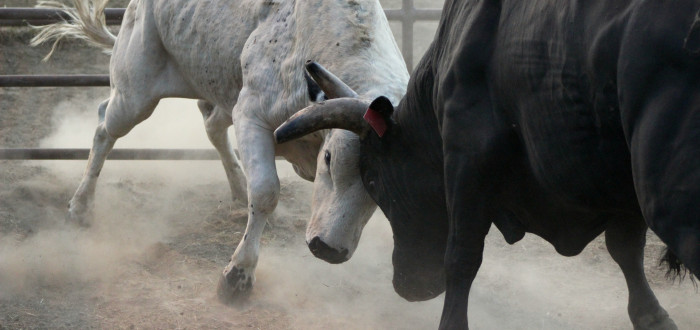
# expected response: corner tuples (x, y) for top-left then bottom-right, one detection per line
(364, 96), (394, 137)
(274, 96), (394, 143)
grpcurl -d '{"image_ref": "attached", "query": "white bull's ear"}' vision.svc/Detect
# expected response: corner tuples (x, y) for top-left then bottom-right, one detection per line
(275, 98), (370, 144)
(305, 61), (359, 98)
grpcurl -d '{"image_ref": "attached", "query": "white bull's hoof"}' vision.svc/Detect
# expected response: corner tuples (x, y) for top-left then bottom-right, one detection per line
(216, 264), (254, 304)
(67, 201), (92, 227)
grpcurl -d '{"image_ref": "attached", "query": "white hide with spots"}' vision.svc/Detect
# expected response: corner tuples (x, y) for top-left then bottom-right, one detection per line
(33, 0), (408, 297)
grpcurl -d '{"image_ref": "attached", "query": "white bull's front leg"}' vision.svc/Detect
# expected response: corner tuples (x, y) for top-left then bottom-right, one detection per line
(217, 111), (280, 302)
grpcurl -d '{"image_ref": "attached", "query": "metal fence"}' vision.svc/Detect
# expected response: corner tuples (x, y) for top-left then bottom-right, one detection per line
(0, 1), (442, 160)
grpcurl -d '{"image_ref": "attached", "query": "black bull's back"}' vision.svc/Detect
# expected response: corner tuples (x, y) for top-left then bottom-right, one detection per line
(494, 8), (633, 208)
(366, 0), (700, 302)
(421, 0), (700, 327)
(481, 0), (643, 248)
(360, 0), (700, 300)
(424, 0), (700, 279)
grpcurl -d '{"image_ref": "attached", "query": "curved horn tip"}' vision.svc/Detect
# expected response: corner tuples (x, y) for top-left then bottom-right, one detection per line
(305, 60), (320, 72)
(305, 62), (358, 99)
(274, 125), (295, 144)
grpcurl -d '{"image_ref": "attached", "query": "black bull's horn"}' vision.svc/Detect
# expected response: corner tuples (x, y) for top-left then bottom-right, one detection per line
(305, 60), (358, 98)
(275, 98), (370, 144)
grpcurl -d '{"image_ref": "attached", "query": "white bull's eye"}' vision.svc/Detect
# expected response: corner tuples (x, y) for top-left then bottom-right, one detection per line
(324, 150), (331, 167)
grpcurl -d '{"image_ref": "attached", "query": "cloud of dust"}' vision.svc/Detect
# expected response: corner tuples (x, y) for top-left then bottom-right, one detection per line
(39, 95), (298, 181)
(250, 212), (445, 329)
(0, 204), (169, 297)
(0, 94), (197, 299)
(1, 93), (445, 327)
(39, 96), (231, 184)
(2, 95), (696, 329)
(0, 96), (221, 302)
(41, 96), (214, 149)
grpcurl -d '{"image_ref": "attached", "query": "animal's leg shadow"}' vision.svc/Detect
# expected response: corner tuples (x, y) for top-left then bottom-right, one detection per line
(605, 217), (677, 330)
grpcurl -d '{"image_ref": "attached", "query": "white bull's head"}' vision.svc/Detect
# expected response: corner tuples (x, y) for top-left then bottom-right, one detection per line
(304, 61), (377, 263)
(279, 62), (447, 300)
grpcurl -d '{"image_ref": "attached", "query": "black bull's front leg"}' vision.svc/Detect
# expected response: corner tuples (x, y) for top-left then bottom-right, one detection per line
(618, 0), (700, 279)
(439, 110), (518, 329)
(439, 111), (518, 329)
(436, 1), (504, 328)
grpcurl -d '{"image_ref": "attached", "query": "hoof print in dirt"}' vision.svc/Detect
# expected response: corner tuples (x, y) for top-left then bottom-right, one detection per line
(217, 267), (253, 305)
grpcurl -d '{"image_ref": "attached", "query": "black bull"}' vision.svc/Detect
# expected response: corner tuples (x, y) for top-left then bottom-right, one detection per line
(276, 0), (700, 328)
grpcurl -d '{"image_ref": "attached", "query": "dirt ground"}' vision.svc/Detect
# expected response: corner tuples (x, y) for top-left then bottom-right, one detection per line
(1, 4), (698, 330)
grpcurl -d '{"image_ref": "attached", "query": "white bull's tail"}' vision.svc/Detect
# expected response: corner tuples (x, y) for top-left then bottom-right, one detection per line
(30, 0), (116, 60)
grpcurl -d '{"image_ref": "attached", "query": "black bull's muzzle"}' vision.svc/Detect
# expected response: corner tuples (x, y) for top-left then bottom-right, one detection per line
(391, 246), (446, 301)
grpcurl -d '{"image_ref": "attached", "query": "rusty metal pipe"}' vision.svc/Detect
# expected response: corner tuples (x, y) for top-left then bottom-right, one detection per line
(0, 8), (125, 26)
(0, 148), (221, 160)
(0, 75), (110, 87)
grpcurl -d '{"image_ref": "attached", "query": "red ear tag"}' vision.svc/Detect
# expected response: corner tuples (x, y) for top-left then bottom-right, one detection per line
(363, 107), (387, 137)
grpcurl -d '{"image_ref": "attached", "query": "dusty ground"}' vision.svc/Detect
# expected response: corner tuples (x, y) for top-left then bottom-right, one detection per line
(1, 2), (698, 329)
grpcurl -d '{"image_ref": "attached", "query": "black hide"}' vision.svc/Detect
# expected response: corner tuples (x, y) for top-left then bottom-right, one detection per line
(354, 0), (700, 328)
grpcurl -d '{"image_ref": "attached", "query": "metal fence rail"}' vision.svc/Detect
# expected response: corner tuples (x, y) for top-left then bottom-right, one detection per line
(0, 148), (221, 160)
(385, 0), (442, 69)
(0, 7), (124, 26)
(0, 74), (110, 87)
(0, 2), (442, 160)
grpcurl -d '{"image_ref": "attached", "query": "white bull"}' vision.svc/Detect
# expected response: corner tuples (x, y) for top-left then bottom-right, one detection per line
(33, 0), (408, 301)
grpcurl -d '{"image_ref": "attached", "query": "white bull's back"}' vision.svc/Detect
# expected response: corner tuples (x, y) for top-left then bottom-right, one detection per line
(147, 0), (258, 109)
(289, 0), (408, 104)
(121, 0), (407, 122)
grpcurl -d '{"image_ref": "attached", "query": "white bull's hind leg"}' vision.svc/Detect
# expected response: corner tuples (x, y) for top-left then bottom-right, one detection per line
(68, 92), (158, 226)
(68, 99), (114, 226)
(217, 113), (280, 302)
(197, 100), (247, 204)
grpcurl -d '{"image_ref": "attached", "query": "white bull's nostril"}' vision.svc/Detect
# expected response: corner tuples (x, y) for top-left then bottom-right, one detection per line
(307, 236), (349, 264)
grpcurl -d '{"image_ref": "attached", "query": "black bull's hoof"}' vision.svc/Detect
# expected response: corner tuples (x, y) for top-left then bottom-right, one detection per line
(216, 266), (254, 304)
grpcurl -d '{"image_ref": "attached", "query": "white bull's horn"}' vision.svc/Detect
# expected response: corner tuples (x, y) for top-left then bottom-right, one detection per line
(275, 98), (369, 143)
(305, 61), (359, 98)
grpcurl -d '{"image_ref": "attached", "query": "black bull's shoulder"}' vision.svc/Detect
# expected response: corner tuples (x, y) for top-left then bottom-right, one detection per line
(358, 0), (700, 326)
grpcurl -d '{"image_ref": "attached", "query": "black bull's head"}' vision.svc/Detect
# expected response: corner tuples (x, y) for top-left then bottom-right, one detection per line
(277, 61), (448, 301)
